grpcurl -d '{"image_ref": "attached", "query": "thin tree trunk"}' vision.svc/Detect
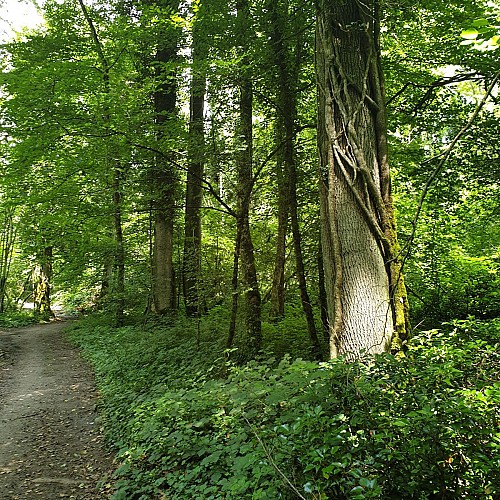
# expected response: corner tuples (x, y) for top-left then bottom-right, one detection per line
(316, 0), (409, 359)
(269, 167), (288, 319)
(0, 209), (16, 313)
(183, 17), (206, 317)
(112, 166), (125, 326)
(78, 0), (126, 324)
(227, 222), (242, 349)
(268, 0), (322, 357)
(289, 163), (323, 360)
(268, 1), (289, 320)
(317, 238), (329, 340)
(235, 0), (262, 355)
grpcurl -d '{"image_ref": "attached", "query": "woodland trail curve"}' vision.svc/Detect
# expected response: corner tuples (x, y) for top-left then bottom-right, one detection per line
(0, 320), (113, 499)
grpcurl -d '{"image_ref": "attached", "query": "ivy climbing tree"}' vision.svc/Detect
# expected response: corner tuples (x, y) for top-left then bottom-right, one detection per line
(316, 0), (409, 358)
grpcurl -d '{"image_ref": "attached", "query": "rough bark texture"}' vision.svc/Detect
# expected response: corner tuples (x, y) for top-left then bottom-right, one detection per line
(183, 18), (206, 317)
(150, 7), (179, 315)
(317, 0), (409, 359)
(235, 0), (262, 354)
(33, 246), (53, 316)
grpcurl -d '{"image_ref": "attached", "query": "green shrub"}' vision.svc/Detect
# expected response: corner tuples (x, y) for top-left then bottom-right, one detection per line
(70, 317), (500, 499)
(0, 310), (39, 328)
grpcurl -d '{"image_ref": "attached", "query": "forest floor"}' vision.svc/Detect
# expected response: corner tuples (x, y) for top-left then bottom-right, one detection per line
(0, 320), (114, 499)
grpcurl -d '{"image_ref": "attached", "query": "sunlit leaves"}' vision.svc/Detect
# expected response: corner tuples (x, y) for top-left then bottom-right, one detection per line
(461, 17), (500, 50)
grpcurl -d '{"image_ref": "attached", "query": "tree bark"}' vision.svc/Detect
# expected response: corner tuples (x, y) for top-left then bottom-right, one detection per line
(183, 16), (206, 317)
(33, 246), (53, 317)
(235, 0), (262, 354)
(150, 5), (179, 315)
(316, 0), (409, 359)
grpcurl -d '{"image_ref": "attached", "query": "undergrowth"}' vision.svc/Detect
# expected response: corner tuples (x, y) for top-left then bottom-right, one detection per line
(0, 310), (42, 328)
(68, 315), (500, 499)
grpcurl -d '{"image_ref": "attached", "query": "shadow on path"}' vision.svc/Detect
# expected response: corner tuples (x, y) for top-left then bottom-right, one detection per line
(0, 320), (114, 499)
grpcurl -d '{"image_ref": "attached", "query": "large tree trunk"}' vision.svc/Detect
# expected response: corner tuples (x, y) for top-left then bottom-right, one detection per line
(33, 246), (53, 317)
(235, 0), (262, 354)
(150, 7), (179, 315)
(183, 16), (206, 317)
(153, 202), (175, 314)
(316, 0), (409, 359)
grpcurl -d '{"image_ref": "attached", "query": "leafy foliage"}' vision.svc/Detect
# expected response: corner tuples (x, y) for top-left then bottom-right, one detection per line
(0, 310), (39, 328)
(70, 317), (500, 499)
(0, 0), (499, 496)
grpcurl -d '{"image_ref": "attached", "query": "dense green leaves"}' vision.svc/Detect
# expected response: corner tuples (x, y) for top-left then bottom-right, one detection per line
(70, 317), (500, 498)
(0, 0), (499, 495)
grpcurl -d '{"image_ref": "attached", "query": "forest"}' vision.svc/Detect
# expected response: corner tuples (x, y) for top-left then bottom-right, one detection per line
(0, 0), (499, 498)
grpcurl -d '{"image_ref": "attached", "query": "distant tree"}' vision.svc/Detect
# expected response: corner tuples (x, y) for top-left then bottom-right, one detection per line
(183, 4), (207, 317)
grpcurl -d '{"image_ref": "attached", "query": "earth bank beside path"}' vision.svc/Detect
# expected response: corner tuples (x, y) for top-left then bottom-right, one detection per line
(0, 320), (114, 499)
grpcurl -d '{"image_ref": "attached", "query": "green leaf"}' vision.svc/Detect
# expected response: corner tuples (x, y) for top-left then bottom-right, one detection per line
(472, 19), (490, 28)
(460, 28), (479, 40)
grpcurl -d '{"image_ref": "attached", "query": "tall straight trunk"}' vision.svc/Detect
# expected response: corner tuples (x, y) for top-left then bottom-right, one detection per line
(316, 0), (409, 359)
(268, 0), (322, 357)
(0, 209), (16, 312)
(183, 18), (206, 317)
(227, 221), (242, 349)
(79, 0), (126, 324)
(150, 11), (179, 315)
(235, 0), (262, 354)
(289, 152), (322, 360)
(113, 166), (125, 326)
(269, 153), (288, 320)
(268, 1), (289, 320)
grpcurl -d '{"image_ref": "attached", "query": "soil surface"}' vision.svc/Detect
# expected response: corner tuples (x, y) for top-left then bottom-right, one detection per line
(0, 320), (114, 499)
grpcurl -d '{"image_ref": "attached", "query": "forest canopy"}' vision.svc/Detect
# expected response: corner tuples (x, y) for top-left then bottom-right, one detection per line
(0, 0), (499, 497)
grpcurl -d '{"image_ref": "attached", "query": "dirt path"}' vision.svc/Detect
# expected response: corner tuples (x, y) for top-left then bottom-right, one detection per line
(0, 320), (114, 499)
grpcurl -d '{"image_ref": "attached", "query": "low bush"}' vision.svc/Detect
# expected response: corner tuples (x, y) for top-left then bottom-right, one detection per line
(69, 317), (500, 499)
(0, 310), (40, 328)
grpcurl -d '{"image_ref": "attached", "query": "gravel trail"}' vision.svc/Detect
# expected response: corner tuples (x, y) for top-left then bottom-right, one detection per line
(0, 320), (113, 499)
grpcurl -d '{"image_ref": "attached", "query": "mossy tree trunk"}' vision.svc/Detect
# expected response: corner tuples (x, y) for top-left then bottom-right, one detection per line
(316, 0), (410, 359)
(33, 246), (53, 317)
